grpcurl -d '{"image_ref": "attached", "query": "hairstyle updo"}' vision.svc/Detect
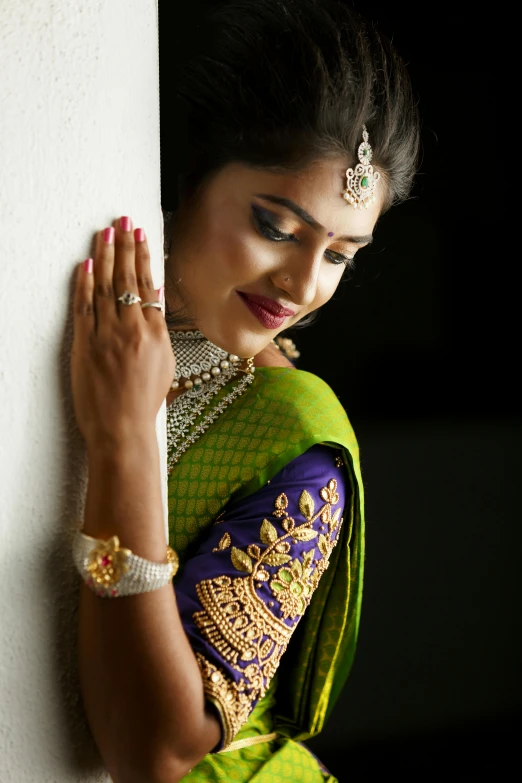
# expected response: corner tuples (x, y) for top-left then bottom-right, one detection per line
(161, 0), (420, 325)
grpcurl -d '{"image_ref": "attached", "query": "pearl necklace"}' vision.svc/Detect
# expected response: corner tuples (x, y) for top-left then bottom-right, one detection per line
(169, 329), (243, 391)
(166, 330), (255, 474)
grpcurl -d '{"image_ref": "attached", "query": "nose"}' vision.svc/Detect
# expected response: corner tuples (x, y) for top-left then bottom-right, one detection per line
(272, 249), (323, 308)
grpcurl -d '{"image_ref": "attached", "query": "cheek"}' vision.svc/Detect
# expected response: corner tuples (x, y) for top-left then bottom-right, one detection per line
(199, 221), (274, 285)
(184, 220), (243, 287)
(315, 267), (344, 308)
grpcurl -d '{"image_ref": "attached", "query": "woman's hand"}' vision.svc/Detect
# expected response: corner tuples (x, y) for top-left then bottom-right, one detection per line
(71, 216), (176, 448)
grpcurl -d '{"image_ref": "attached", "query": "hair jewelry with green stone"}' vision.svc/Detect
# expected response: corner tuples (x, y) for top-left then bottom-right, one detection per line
(343, 125), (381, 210)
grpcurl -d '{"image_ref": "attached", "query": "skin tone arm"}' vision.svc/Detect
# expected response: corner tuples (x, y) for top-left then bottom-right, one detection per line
(79, 434), (221, 783)
(82, 343), (288, 782)
(72, 218), (221, 783)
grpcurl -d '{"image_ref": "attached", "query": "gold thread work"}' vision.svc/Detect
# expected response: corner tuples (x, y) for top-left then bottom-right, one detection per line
(193, 479), (344, 746)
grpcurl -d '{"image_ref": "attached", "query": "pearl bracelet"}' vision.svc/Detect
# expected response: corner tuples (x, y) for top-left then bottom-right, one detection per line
(72, 530), (179, 598)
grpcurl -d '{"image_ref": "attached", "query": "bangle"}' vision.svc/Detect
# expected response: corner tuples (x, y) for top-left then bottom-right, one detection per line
(72, 530), (179, 598)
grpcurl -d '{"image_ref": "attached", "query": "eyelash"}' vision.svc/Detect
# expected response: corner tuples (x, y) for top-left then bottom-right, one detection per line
(252, 206), (356, 268)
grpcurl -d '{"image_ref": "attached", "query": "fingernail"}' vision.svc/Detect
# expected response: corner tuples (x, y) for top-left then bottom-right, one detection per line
(120, 216), (131, 232)
(134, 227), (145, 242)
(103, 227), (115, 244)
(158, 286), (165, 303)
(84, 257), (93, 274)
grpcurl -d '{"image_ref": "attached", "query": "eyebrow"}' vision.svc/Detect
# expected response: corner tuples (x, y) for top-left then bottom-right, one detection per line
(253, 193), (374, 245)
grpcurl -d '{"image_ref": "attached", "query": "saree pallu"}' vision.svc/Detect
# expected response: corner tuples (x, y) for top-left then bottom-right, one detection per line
(167, 367), (365, 780)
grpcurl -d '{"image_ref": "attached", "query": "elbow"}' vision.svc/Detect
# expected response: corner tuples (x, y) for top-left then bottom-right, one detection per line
(95, 697), (221, 782)
(109, 734), (214, 783)
(110, 751), (195, 783)
(144, 756), (195, 783)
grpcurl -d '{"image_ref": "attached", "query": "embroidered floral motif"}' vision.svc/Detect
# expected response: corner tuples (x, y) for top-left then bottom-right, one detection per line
(193, 478), (343, 745)
(270, 550), (314, 619)
(213, 532), (231, 552)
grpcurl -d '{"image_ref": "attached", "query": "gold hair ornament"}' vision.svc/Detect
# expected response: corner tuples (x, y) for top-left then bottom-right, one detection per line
(343, 125), (380, 209)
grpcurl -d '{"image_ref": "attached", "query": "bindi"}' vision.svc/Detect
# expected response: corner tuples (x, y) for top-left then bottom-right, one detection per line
(327, 231), (335, 237)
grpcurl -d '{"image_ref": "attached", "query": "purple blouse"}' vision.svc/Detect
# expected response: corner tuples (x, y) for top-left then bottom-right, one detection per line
(174, 443), (349, 750)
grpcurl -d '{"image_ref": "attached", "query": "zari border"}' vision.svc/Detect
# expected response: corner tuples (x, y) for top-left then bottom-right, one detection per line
(196, 653), (252, 748)
(219, 732), (278, 753)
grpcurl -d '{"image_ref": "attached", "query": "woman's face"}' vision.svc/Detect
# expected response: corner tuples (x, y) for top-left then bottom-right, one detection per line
(166, 158), (383, 358)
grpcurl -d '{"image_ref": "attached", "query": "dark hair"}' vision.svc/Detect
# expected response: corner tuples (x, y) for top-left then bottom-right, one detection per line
(162, 0), (420, 328)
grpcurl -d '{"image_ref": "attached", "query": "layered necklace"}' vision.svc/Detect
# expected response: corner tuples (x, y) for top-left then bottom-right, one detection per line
(166, 329), (255, 474)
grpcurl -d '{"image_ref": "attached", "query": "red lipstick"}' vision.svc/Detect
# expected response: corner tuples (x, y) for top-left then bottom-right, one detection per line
(237, 291), (295, 330)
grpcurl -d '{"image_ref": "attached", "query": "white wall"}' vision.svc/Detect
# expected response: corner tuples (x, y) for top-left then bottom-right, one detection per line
(0, 2), (165, 779)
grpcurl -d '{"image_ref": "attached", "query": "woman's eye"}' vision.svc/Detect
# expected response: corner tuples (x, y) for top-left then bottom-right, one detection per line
(252, 205), (294, 242)
(252, 204), (355, 268)
(325, 250), (356, 268)
(260, 221), (290, 242)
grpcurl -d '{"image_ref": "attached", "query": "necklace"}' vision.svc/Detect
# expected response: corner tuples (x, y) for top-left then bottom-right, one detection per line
(166, 330), (255, 474)
(169, 330), (244, 391)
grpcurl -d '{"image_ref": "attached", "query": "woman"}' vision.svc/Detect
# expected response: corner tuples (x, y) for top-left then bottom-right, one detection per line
(70, 1), (419, 781)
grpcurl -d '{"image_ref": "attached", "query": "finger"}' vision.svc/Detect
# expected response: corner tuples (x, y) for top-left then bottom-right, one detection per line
(133, 227), (164, 323)
(94, 224), (117, 334)
(73, 257), (95, 343)
(113, 215), (142, 323)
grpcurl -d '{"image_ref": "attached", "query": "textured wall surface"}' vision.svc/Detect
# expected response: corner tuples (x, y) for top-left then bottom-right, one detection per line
(0, 1), (164, 779)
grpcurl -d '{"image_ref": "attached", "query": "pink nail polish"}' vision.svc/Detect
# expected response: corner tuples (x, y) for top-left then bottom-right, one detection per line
(103, 227), (115, 244)
(158, 285), (165, 303)
(120, 216), (131, 232)
(84, 257), (93, 274)
(134, 227), (145, 242)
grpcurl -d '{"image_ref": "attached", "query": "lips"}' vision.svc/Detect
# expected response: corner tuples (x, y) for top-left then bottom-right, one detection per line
(237, 291), (296, 330)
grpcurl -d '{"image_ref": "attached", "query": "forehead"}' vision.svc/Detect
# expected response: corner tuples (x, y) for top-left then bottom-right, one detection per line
(208, 159), (383, 235)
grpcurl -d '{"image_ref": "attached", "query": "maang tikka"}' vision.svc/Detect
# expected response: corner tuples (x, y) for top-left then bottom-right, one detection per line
(343, 125), (380, 209)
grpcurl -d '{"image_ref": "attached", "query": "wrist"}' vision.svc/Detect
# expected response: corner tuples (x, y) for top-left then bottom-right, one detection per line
(83, 430), (166, 560)
(86, 429), (160, 464)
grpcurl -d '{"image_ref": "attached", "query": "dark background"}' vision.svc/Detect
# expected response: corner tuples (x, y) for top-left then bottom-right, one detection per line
(159, 3), (519, 778)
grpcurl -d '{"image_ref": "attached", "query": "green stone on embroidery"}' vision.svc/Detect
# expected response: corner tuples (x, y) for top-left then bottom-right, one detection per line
(361, 176), (369, 188)
(363, 148), (369, 156)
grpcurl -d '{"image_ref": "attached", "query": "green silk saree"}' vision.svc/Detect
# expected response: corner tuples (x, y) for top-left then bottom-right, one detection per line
(167, 367), (365, 781)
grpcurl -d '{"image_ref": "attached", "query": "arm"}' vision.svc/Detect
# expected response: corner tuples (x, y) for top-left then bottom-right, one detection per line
(78, 433), (221, 783)
(71, 219), (220, 782)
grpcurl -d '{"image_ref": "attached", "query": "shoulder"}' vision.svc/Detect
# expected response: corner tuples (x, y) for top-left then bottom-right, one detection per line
(249, 367), (350, 432)
(217, 443), (348, 522)
(227, 367), (358, 502)
(252, 366), (343, 407)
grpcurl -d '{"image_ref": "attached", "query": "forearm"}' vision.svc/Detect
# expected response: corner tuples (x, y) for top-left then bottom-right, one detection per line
(78, 433), (220, 783)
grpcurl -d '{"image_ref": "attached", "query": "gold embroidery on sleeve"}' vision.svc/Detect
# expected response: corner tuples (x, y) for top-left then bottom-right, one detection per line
(195, 653), (253, 747)
(193, 478), (343, 746)
(213, 532), (231, 552)
(213, 509), (227, 526)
